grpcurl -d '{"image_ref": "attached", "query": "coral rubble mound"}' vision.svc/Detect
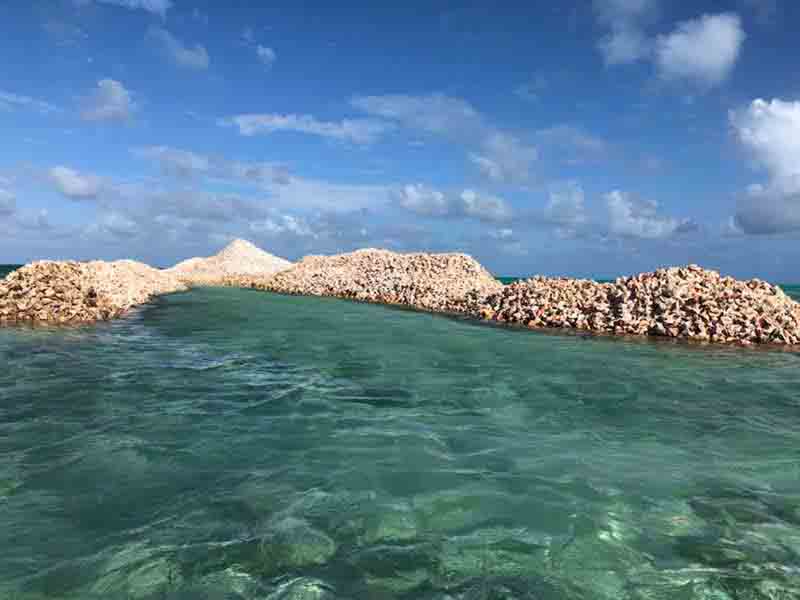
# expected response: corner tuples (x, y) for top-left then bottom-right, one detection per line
(475, 264), (800, 345)
(0, 260), (186, 324)
(168, 239), (292, 286)
(246, 248), (503, 313)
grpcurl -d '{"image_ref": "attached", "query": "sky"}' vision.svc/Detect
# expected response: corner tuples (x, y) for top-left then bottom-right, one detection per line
(1, 0), (799, 280)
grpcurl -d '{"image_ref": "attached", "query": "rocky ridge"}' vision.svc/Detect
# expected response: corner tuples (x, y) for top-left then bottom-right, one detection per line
(168, 239), (292, 285)
(474, 264), (800, 346)
(0, 260), (186, 324)
(235, 248), (504, 314)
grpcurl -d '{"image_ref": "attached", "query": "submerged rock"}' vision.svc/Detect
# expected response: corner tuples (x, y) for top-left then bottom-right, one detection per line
(256, 518), (337, 574)
(88, 544), (182, 599)
(350, 543), (438, 594)
(266, 577), (339, 600)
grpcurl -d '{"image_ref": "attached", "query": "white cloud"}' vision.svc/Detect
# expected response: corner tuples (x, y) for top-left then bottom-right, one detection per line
(470, 132), (538, 184)
(593, 4), (745, 87)
(352, 93), (537, 183)
(256, 45), (277, 68)
(147, 26), (210, 70)
(599, 27), (652, 65)
(351, 93), (482, 136)
(544, 181), (587, 235)
(459, 189), (512, 222)
(76, 0), (172, 18)
(81, 79), (135, 122)
(49, 166), (102, 199)
(220, 113), (391, 144)
(395, 184), (449, 217)
(655, 13), (745, 87)
(85, 212), (139, 240)
(0, 91), (60, 115)
(395, 184), (512, 223)
(734, 178), (800, 235)
(250, 214), (315, 238)
(593, 0), (658, 65)
(536, 125), (610, 164)
(605, 190), (695, 239)
(729, 98), (800, 234)
(730, 98), (800, 180)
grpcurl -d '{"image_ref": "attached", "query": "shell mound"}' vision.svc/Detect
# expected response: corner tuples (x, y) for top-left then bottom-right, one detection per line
(0, 260), (186, 324)
(168, 239), (292, 286)
(252, 248), (503, 313)
(476, 264), (800, 346)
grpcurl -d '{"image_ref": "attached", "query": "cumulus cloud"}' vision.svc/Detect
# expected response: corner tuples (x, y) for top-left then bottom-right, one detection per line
(731, 98), (800, 180)
(0, 90), (60, 115)
(734, 179), (800, 235)
(395, 184), (512, 223)
(655, 13), (745, 87)
(256, 45), (277, 68)
(81, 79), (135, 122)
(219, 113), (391, 144)
(147, 26), (210, 70)
(729, 98), (800, 234)
(75, 0), (172, 18)
(605, 190), (696, 239)
(352, 93), (537, 183)
(48, 166), (102, 199)
(593, 3), (744, 88)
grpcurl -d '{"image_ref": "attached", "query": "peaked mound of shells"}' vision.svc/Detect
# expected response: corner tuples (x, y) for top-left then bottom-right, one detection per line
(168, 239), (292, 285)
(0, 260), (186, 324)
(475, 264), (800, 346)
(242, 248), (503, 313)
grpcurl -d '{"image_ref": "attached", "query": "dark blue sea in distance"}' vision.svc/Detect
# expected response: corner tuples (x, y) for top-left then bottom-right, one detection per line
(2, 263), (800, 599)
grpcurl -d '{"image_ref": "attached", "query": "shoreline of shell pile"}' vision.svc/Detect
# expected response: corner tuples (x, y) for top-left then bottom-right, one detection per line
(2, 241), (799, 347)
(0, 260), (187, 325)
(472, 265), (800, 346)
(231, 248), (503, 314)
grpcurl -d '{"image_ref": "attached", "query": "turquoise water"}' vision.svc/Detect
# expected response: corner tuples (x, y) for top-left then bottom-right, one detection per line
(1, 264), (19, 278)
(2, 278), (800, 598)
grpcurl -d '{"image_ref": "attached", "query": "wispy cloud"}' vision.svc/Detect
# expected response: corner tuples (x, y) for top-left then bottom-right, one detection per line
(147, 26), (210, 70)
(352, 93), (538, 184)
(75, 0), (172, 18)
(219, 113), (392, 144)
(0, 91), (61, 115)
(81, 79), (135, 122)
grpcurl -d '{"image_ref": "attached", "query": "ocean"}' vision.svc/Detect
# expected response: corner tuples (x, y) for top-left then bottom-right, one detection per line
(2, 271), (800, 599)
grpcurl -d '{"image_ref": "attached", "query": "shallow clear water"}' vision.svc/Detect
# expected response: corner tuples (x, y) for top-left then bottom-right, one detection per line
(2, 285), (800, 599)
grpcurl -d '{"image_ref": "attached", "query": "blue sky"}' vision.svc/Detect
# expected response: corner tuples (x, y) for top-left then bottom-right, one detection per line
(1, 0), (799, 279)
